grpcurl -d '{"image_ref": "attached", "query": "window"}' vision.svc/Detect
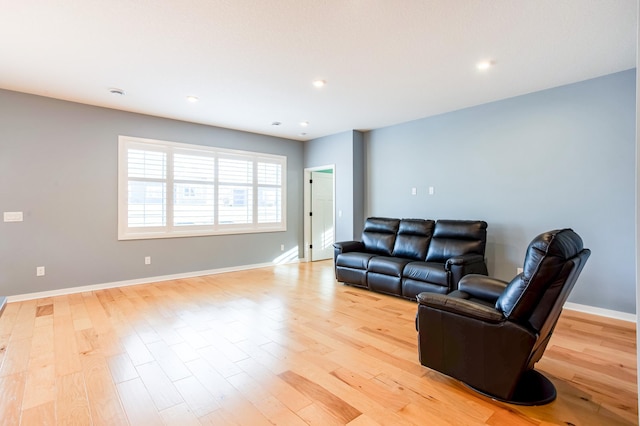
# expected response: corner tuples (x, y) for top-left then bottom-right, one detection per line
(118, 136), (286, 240)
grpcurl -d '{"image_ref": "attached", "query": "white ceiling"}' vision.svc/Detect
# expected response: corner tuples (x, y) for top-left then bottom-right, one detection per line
(0, 0), (637, 141)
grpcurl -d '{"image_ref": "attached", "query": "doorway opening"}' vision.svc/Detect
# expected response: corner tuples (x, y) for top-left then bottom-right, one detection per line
(303, 165), (335, 262)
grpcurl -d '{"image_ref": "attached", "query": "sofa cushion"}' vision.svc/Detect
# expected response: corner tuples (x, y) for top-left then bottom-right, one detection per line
(368, 256), (412, 277)
(369, 273), (402, 296)
(335, 252), (376, 270)
(426, 220), (487, 263)
(392, 219), (435, 260)
(403, 261), (448, 286)
(362, 217), (400, 255)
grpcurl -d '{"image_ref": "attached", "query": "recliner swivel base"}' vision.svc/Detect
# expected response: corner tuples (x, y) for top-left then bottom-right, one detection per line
(464, 369), (557, 406)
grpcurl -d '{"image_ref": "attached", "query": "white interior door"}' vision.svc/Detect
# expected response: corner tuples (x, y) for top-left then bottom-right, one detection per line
(310, 171), (334, 261)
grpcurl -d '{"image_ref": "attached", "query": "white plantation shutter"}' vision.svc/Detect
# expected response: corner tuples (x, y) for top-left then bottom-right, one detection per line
(127, 148), (167, 228)
(173, 151), (215, 226)
(218, 157), (253, 224)
(257, 161), (282, 223)
(118, 136), (286, 240)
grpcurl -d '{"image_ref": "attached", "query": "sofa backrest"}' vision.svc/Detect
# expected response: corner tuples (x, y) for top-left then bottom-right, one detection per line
(361, 217), (400, 255)
(392, 219), (435, 260)
(426, 220), (488, 262)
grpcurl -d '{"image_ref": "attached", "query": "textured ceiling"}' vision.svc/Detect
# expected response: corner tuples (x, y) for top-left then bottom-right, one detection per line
(0, 0), (637, 141)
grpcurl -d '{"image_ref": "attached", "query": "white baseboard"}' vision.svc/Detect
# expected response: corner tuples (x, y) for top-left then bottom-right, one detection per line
(564, 302), (636, 323)
(6, 262), (277, 303)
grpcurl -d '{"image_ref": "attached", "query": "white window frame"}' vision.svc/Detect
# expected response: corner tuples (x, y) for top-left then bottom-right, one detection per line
(118, 135), (286, 240)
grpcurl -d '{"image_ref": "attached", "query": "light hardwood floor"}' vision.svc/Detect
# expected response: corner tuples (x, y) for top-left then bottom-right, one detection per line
(0, 260), (636, 425)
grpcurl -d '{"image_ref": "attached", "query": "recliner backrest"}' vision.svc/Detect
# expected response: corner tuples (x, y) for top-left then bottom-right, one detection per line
(426, 220), (487, 262)
(392, 219), (435, 260)
(361, 217), (400, 255)
(496, 229), (590, 332)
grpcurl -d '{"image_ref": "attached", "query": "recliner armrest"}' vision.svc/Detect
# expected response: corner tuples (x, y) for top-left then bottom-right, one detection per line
(458, 274), (508, 303)
(417, 292), (505, 323)
(333, 241), (364, 254)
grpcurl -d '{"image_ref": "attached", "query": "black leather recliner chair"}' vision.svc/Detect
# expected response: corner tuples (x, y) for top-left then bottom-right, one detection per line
(416, 228), (590, 405)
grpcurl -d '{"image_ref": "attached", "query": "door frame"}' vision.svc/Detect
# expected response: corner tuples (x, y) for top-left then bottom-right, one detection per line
(303, 164), (336, 262)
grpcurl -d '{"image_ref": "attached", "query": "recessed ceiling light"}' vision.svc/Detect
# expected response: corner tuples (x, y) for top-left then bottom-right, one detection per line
(108, 88), (125, 95)
(300, 121), (309, 127)
(312, 79), (326, 88)
(476, 60), (495, 71)
(271, 121), (282, 126)
(186, 96), (199, 103)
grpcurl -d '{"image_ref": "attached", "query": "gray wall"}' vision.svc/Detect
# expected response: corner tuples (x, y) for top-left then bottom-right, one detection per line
(352, 130), (365, 236)
(365, 69), (636, 314)
(0, 89), (304, 297)
(304, 130), (365, 241)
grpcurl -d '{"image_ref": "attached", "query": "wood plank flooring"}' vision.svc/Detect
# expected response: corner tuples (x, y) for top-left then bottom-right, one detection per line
(0, 260), (636, 425)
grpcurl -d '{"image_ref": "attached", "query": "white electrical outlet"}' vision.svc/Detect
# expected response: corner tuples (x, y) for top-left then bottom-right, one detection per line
(428, 186), (435, 195)
(145, 256), (151, 265)
(280, 244), (285, 251)
(36, 266), (45, 276)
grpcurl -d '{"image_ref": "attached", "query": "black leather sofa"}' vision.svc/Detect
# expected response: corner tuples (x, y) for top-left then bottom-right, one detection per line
(333, 217), (488, 300)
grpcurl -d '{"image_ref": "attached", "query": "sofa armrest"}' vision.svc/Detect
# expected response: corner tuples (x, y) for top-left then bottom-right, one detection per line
(417, 292), (505, 324)
(333, 241), (364, 254)
(333, 240), (365, 264)
(458, 274), (508, 303)
(445, 254), (488, 291)
(446, 253), (487, 268)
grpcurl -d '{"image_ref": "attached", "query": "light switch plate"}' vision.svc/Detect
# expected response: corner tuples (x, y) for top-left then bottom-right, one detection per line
(4, 211), (23, 222)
